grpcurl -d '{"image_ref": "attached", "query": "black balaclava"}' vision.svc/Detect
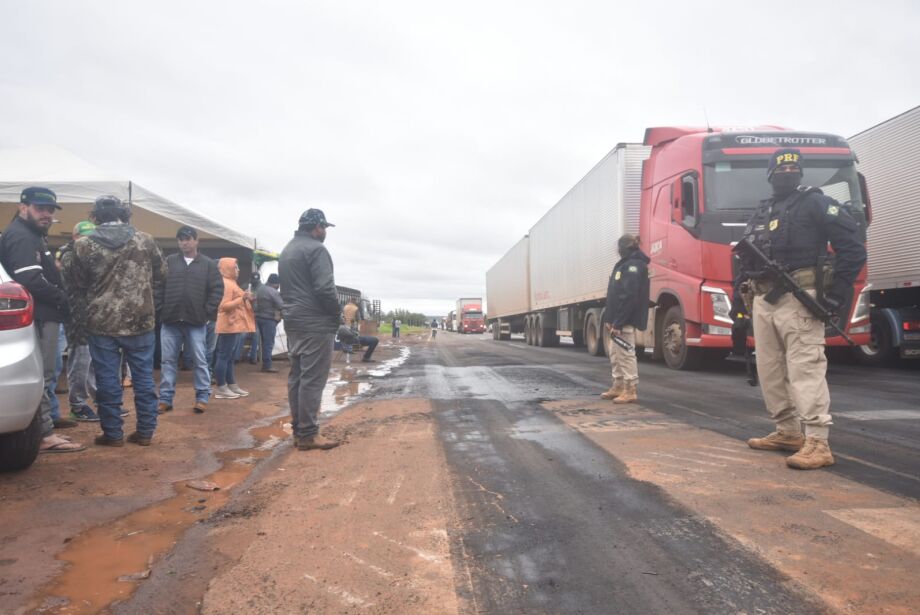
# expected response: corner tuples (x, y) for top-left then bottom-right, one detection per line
(768, 148), (803, 199)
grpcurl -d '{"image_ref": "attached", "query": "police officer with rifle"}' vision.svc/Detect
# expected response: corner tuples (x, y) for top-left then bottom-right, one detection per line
(733, 148), (866, 470)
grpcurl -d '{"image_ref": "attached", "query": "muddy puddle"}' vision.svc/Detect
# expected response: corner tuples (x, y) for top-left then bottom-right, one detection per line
(28, 416), (289, 615)
(27, 345), (411, 614)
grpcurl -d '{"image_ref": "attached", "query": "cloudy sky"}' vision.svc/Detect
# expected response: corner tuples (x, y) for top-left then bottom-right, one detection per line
(2, 1), (918, 315)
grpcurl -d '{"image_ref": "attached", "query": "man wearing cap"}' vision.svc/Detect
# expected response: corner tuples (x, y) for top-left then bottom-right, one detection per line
(58, 220), (99, 422)
(0, 187), (84, 453)
(735, 149), (866, 470)
(279, 208), (342, 451)
(155, 226), (223, 415)
(72, 195), (166, 447)
(254, 272), (283, 372)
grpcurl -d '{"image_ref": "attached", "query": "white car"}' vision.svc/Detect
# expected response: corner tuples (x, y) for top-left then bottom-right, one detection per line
(0, 260), (44, 471)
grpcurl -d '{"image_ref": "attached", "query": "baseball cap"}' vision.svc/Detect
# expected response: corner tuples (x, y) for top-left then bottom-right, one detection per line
(20, 186), (60, 209)
(92, 194), (125, 212)
(73, 220), (96, 236)
(298, 208), (335, 228)
(767, 148), (803, 177)
(176, 225), (198, 239)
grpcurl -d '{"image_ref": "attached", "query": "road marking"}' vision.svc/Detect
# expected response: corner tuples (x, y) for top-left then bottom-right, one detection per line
(836, 409), (920, 421)
(387, 474), (404, 504)
(342, 551), (398, 580)
(824, 507), (920, 557)
(834, 452), (920, 484)
(648, 452), (725, 467)
(468, 476), (504, 500)
(372, 531), (444, 564)
(303, 573), (374, 608)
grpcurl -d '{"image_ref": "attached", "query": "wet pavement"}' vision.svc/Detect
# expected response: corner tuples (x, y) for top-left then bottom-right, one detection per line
(372, 331), (920, 613)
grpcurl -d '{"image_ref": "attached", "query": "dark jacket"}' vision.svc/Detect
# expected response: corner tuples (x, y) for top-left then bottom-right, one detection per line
(72, 222), (166, 337)
(603, 248), (651, 330)
(157, 252), (223, 326)
(739, 187), (866, 304)
(0, 215), (68, 322)
(254, 283), (283, 321)
(279, 231), (340, 333)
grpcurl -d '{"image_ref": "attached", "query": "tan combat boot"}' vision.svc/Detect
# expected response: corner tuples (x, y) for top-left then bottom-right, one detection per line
(600, 380), (625, 400)
(786, 437), (834, 470)
(612, 383), (637, 404)
(747, 431), (805, 452)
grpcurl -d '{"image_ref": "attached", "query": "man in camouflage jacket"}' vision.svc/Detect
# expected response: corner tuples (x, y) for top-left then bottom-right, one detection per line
(72, 196), (166, 446)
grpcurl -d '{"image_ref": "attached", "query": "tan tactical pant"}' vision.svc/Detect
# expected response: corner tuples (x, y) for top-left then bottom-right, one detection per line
(609, 325), (638, 385)
(752, 291), (832, 439)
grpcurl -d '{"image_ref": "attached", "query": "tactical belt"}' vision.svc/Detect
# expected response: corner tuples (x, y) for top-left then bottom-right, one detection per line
(751, 267), (832, 296)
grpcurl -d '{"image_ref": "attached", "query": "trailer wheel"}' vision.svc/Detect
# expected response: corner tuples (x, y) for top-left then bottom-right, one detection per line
(585, 314), (605, 357)
(661, 305), (703, 370)
(535, 317), (544, 347)
(854, 314), (895, 366)
(492, 322), (501, 341)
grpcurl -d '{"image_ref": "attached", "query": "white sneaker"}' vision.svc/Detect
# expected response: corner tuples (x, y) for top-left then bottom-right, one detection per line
(228, 384), (249, 397)
(214, 385), (240, 399)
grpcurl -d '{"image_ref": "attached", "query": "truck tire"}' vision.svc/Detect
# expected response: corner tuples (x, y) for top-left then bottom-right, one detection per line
(0, 409), (42, 472)
(492, 323), (501, 340)
(585, 314), (605, 357)
(524, 317), (533, 345)
(661, 305), (703, 370)
(855, 314), (895, 366)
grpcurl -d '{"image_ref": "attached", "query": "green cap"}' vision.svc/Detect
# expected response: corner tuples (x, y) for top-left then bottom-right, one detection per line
(73, 220), (96, 236)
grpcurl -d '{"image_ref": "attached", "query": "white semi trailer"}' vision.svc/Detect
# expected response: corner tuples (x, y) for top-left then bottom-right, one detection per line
(848, 105), (920, 363)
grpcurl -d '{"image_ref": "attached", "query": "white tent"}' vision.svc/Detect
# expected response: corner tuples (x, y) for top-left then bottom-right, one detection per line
(0, 145), (255, 251)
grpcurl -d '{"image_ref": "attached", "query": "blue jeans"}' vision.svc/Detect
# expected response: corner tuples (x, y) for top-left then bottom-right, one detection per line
(89, 331), (158, 439)
(358, 335), (378, 360)
(159, 323), (210, 404)
(256, 318), (278, 369)
(206, 321), (217, 377)
(45, 324), (67, 420)
(248, 329), (260, 362)
(215, 333), (242, 386)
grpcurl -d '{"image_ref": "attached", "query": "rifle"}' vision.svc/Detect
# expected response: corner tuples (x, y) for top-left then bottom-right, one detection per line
(734, 237), (855, 346)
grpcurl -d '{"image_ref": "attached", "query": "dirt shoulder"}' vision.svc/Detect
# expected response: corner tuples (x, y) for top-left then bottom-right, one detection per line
(198, 396), (461, 614)
(547, 398), (920, 614)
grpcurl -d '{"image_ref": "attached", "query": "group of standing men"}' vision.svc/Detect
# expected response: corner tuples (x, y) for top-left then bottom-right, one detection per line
(0, 187), (290, 453)
(600, 147), (866, 471)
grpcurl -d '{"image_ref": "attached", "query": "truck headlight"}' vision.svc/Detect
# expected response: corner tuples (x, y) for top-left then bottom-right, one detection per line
(702, 286), (734, 325)
(851, 284), (872, 324)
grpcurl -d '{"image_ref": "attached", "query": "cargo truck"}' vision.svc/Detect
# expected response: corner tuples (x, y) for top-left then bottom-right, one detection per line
(487, 128), (872, 369)
(456, 298), (485, 334)
(445, 310), (456, 332)
(848, 106), (920, 364)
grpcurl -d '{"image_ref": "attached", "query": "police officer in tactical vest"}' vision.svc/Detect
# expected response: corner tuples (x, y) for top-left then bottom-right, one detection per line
(736, 148), (866, 470)
(600, 234), (650, 404)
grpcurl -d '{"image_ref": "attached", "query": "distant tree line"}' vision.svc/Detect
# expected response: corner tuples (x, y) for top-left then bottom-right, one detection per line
(383, 309), (431, 327)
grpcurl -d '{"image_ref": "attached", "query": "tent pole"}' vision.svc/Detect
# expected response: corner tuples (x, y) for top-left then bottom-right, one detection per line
(128, 181), (133, 205)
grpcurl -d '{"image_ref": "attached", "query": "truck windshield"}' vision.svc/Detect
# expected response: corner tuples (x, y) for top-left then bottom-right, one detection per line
(704, 160), (864, 212)
(464, 311), (483, 318)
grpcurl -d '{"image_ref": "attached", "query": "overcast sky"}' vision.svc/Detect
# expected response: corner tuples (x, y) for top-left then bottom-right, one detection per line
(2, 1), (918, 315)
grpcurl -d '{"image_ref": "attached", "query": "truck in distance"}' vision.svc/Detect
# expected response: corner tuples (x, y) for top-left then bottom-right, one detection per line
(456, 298), (485, 334)
(486, 127), (872, 369)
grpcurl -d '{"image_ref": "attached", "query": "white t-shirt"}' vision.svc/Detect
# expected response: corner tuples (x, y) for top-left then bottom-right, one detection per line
(184, 256), (194, 265)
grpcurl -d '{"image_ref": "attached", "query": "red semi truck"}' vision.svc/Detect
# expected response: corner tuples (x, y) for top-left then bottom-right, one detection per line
(487, 126), (871, 369)
(456, 298), (486, 334)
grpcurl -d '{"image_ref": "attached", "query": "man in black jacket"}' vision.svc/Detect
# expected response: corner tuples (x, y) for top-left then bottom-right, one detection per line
(279, 208), (342, 451)
(155, 226), (223, 414)
(601, 234), (650, 404)
(0, 187), (84, 453)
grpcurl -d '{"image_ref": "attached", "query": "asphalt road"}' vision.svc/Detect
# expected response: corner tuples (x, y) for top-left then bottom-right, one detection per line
(372, 331), (920, 614)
